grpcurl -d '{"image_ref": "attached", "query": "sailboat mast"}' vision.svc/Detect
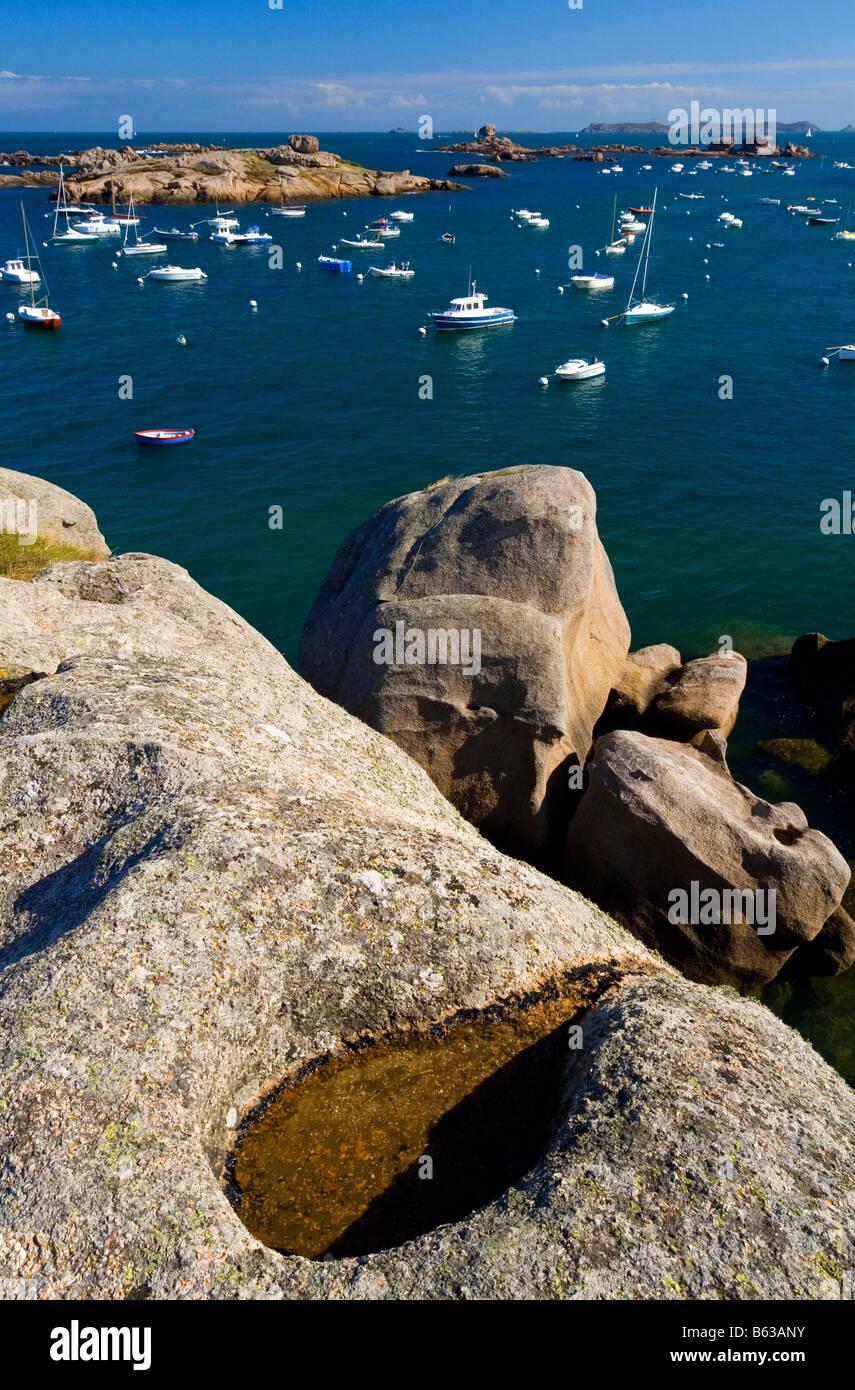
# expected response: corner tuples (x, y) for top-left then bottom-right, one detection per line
(640, 188), (658, 301)
(21, 203), (36, 307)
(610, 194), (617, 242)
(627, 215), (648, 308)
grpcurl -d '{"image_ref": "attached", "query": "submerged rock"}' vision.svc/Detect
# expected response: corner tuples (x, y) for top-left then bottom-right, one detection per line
(301, 466), (630, 851)
(564, 729), (850, 989)
(791, 632), (855, 754)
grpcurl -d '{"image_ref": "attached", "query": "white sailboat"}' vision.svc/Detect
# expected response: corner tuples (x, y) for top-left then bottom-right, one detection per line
(17, 204), (61, 328)
(623, 190), (674, 325)
(49, 164), (97, 244)
(119, 192), (167, 256)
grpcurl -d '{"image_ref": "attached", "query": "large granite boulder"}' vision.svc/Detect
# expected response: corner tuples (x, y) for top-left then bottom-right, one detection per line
(601, 647), (747, 741)
(0, 466), (110, 557)
(602, 643), (682, 724)
(564, 729), (850, 989)
(2, 527), (854, 1299)
(288, 133), (320, 155)
(301, 467), (631, 850)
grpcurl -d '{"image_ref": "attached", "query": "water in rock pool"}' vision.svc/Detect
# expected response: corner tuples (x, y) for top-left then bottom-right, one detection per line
(229, 996), (582, 1257)
(4, 129), (855, 1078)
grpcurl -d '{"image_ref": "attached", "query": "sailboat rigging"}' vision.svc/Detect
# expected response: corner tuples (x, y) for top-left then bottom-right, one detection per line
(118, 192), (167, 256)
(622, 190), (675, 324)
(50, 164), (97, 244)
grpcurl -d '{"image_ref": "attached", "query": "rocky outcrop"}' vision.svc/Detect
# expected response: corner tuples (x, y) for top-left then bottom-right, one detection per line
(288, 134), (320, 154)
(59, 142), (467, 206)
(601, 648), (747, 741)
(447, 163), (509, 178)
(0, 466), (110, 558)
(787, 906), (855, 977)
(564, 730), (850, 989)
(300, 467), (631, 851)
(603, 643), (682, 723)
(2, 501), (854, 1299)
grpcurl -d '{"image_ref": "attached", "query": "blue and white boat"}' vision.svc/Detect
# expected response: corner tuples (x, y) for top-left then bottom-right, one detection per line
(318, 255), (352, 273)
(432, 281), (515, 331)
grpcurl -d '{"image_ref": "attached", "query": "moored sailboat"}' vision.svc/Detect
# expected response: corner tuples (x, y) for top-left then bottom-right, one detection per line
(622, 190), (674, 325)
(17, 204), (61, 328)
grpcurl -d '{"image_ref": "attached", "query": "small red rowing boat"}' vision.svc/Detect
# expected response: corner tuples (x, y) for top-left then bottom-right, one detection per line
(628, 206), (653, 215)
(134, 429), (195, 446)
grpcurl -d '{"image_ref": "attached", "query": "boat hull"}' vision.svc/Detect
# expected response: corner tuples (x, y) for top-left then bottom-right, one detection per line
(433, 312), (515, 330)
(19, 307), (61, 328)
(134, 429), (195, 445)
(625, 305), (675, 325)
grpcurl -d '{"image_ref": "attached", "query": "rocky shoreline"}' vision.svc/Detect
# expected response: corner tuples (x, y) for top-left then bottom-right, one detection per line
(1, 464), (853, 1300)
(0, 135), (467, 205)
(437, 123), (814, 162)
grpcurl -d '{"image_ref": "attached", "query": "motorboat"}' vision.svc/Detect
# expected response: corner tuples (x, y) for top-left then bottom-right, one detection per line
(340, 237), (383, 249)
(146, 265), (207, 281)
(153, 227), (200, 241)
(788, 205), (813, 215)
(528, 216), (549, 228)
(72, 212), (121, 236)
(808, 215), (838, 226)
(318, 255), (352, 272)
(620, 217), (646, 232)
(571, 272), (615, 290)
(679, 192), (704, 200)
(271, 205), (306, 217)
(439, 232), (455, 244)
(554, 358), (606, 380)
(432, 280), (515, 329)
(368, 262), (415, 278)
(1, 257), (39, 284)
(236, 226), (273, 244)
(670, 163), (684, 173)
(757, 197), (781, 205)
(368, 217), (400, 238)
(628, 206), (653, 216)
(389, 210), (415, 222)
(513, 209), (533, 221)
(134, 429), (195, 445)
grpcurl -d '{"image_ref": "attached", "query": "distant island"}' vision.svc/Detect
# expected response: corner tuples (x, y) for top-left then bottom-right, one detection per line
(582, 119), (821, 135)
(438, 123), (814, 162)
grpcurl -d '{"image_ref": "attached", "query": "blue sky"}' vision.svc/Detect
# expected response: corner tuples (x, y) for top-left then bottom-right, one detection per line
(2, 0), (855, 131)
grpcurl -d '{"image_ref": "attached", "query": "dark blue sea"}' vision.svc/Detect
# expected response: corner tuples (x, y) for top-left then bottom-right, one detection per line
(3, 130), (855, 1075)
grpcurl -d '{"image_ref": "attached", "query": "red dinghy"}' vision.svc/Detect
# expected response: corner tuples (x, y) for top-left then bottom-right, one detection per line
(134, 429), (195, 446)
(628, 206), (654, 215)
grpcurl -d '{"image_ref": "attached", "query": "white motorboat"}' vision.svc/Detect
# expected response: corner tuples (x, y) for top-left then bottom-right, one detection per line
(340, 237), (383, 249)
(49, 165), (98, 244)
(623, 190), (675, 325)
(641, 164), (652, 171)
(432, 279), (515, 330)
(718, 211), (736, 223)
(72, 212), (121, 236)
(528, 216), (549, 228)
(782, 167), (795, 176)
(152, 227), (199, 242)
(389, 210), (415, 222)
(679, 192), (704, 200)
(670, 163), (684, 173)
(368, 262), (415, 278)
(513, 208), (533, 220)
(271, 205), (306, 217)
(147, 265), (207, 282)
(1, 256), (39, 284)
(554, 358), (606, 380)
(368, 217), (400, 238)
(571, 272), (615, 290)
(726, 217), (743, 227)
(620, 217), (646, 232)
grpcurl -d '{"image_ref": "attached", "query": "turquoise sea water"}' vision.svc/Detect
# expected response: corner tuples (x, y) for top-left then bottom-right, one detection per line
(2, 130), (855, 1075)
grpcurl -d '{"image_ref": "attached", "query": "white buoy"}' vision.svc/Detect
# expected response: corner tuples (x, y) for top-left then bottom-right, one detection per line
(112, 261), (118, 268)
(706, 243), (711, 249)
(689, 237), (693, 242)
(5, 312), (14, 323)
(535, 268), (540, 275)
(705, 274), (711, 280)
(176, 334), (187, 346)
(557, 285), (564, 294)
(137, 277), (144, 285)
(417, 325), (427, 337)
(295, 262), (302, 270)
(249, 299), (257, 309)
(703, 258), (708, 264)
(357, 273), (363, 281)
(821, 356), (830, 366)
(601, 318), (609, 327)
(538, 376), (549, 387)
(343, 211), (347, 216)
(682, 292), (689, 299)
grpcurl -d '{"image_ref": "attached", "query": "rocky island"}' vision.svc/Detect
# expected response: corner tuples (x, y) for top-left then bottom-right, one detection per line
(438, 122), (815, 161)
(1, 464), (853, 1300)
(0, 135), (467, 206)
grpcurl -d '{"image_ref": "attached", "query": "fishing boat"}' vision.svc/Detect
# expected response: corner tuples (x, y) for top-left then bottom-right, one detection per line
(16, 205), (60, 328)
(152, 226), (200, 242)
(554, 358), (605, 381)
(389, 210), (415, 222)
(119, 192), (167, 256)
(1, 257), (39, 284)
(146, 266), (207, 282)
(340, 237), (383, 249)
(622, 191), (674, 325)
(368, 262), (414, 278)
(49, 164), (98, 244)
(571, 271), (615, 291)
(134, 429), (195, 446)
(318, 256), (352, 272)
(432, 279), (515, 330)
